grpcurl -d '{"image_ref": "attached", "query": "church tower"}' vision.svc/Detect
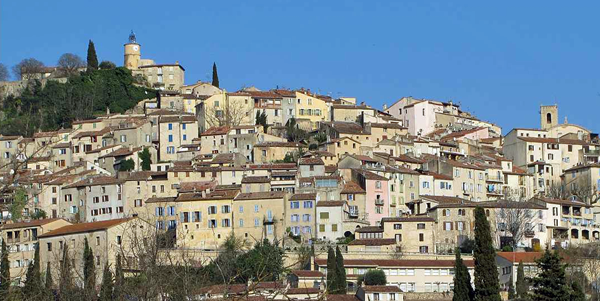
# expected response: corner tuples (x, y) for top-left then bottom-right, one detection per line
(124, 31), (141, 70)
(540, 104), (558, 130)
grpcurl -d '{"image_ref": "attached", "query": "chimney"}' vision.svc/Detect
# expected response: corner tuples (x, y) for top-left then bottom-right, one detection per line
(383, 104), (388, 110)
(175, 61), (179, 65)
(106, 107), (110, 115)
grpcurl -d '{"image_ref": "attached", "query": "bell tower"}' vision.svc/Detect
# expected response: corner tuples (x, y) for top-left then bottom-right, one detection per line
(124, 31), (141, 70)
(540, 104), (558, 130)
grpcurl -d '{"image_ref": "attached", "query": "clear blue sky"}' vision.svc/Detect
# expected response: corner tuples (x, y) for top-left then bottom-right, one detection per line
(2, 1), (600, 133)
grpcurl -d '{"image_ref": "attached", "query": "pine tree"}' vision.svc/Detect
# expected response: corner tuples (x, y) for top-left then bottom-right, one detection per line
(98, 263), (113, 301)
(530, 249), (570, 301)
(326, 247), (338, 294)
(453, 249), (474, 301)
(212, 62), (220, 88)
(23, 242), (42, 299)
(516, 261), (527, 299)
(83, 237), (97, 300)
(114, 255), (124, 300)
(87, 40), (99, 71)
(335, 246), (347, 294)
(0, 240), (10, 299)
(473, 207), (501, 301)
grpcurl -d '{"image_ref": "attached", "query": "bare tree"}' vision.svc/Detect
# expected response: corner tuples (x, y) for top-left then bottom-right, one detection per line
(495, 199), (537, 249)
(57, 53), (85, 76)
(12, 58), (45, 80)
(546, 182), (571, 200)
(0, 63), (9, 81)
(203, 97), (253, 128)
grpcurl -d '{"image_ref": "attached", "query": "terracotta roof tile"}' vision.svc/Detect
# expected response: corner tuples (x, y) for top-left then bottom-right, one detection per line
(348, 239), (396, 246)
(341, 182), (366, 194)
(1, 218), (67, 230)
(39, 218), (133, 238)
(290, 193), (316, 200)
(234, 191), (285, 201)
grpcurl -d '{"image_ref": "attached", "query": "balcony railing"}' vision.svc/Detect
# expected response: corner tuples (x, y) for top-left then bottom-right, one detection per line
(375, 199), (384, 206)
(349, 210), (359, 218)
(524, 230), (535, 238)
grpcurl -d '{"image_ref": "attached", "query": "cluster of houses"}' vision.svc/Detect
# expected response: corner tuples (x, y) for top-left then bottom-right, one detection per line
(0, 34), (598, 300)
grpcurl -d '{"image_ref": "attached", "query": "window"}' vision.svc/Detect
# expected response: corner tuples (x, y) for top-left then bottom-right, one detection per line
(182, 134), (187, 141)
(419, 233), (424, 241)
(182, 123), (186, 130)
(376, 181), (381, 189)
(417, 223), (426, 229)
(96, 236), (100, 246)
(168, 135), (173, 142)
(393, 224), (402, 230)
(304, 201), (313, 208)
(168, 123), (173, 130)
(134, 199), (142, 207)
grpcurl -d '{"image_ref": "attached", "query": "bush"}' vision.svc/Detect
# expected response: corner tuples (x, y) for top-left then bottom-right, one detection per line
(502, 245), (513, 252)
(363, 269), (386, 286)
(460, 238), (476, 254)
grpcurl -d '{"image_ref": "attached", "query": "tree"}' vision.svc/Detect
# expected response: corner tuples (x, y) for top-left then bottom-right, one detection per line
(113, 255), (124, 301)
(516, 261), (527, 299)
(87, 40), (99, 71)
(285, 118), (307, 142)
(83, 238), (96, 300)
(44, 262), (53, 291)
(99, 263), (113, 301)
(99, 61), (116, 70)
(236, 239), (284, 282)
(12, 58), (44, 80)
(530, 250), (570, 301)
(58, 244), (73, 299)
(212, 62), (219, 88)
(57, 53), (85, 76)
(119, 158), (135, 171)
(473, 207), (501, 301)
(570, 281), (585, 301)
(255, 110), (268, 132)
(335, 247), (347, 294)
(203, 95), (253, 128)
(9, 188), (27, 221)
(23, 242), (42, 299)
(139, 148), (152, 171)
(363, 269), (386, 286)
(453, 249), (474, 301)
(31, 210), (47, 220)
(326, 247), (338, 293)
(507, 276), (516, 300)
(496, 199), (536, 250)
(460, 238), (476, 254)
(0, 63), (9, 81)
(0, 240), (10, 299)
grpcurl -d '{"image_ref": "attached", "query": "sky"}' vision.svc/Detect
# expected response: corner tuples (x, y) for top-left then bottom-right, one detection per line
(2, 1), (600, 133)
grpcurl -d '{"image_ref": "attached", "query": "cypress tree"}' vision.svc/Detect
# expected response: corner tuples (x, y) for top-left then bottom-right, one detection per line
(44, 262), (53, 291)
(0, 240), (10, 299)
(87, 40), (99, 71)
(473, 207), (501, 301)
(212, 62), (220, 88)
(453, 249), (474, 301)
(98, 263), (113, 301)
(326, 247), (338, 293)
(507, 276), (516, 300)
(530, 249), (570, 301)
(335, 246), (347, 294)
(114, 255), (124, 300)
(516, 261), (527, 298)
(58, 244), (72, 299)
(83, 237), (96, 300)
(23, 242), (42, 299)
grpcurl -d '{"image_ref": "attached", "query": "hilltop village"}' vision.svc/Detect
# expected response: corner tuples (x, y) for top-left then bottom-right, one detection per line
(0, 33), (597, 300)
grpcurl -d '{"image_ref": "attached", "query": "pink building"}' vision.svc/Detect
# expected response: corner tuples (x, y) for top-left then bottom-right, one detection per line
(384, 97), (449, 136)
(354, 169), (390, 226)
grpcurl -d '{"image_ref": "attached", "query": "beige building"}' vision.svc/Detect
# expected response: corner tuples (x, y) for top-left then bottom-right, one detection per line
(233, 191), (287, 244)
(253, 142), (305, 164)
(159, 115), (198, 162)
(0, 218), (72, 285)
(39, 218), (147, 284)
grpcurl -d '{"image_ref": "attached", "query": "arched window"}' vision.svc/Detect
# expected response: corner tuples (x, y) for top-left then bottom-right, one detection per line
(546, 112), (552, 124)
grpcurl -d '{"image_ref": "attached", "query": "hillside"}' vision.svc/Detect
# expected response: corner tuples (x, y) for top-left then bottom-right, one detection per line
(0, 67), (155, 137)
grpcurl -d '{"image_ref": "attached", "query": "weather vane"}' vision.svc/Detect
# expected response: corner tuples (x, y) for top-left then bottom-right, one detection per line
(129, 30), (136, 44)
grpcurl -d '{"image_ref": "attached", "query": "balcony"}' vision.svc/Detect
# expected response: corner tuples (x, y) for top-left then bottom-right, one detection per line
(524, 230), (535, 238)
(349, 210), (359, 218)
(375, 199), (384, 206)
(486, 175), (504, 183)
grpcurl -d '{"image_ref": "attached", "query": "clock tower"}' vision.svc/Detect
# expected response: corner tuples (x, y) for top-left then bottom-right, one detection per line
(124, 31), (141, 70)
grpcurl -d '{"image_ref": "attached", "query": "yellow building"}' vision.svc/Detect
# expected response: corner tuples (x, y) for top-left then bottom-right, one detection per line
(233, 191), (287, 244)
(175, 189), (239, 249)
(295, 91), (330, 129)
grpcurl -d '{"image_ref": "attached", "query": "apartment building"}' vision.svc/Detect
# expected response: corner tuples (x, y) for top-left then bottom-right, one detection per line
(159, 115), (198, 162)
(0, 218), (71, 284)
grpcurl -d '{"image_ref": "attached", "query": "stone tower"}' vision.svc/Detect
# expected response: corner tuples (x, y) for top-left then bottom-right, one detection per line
(124, 31), (141, 70)
(540, 104), (558, 130)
